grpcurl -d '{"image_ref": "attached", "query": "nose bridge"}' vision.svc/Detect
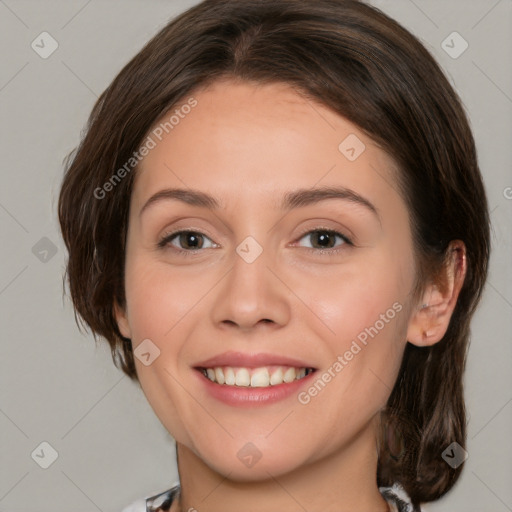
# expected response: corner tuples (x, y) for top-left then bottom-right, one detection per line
(209, 233), (291, 329)
(234, 235), (269, 286)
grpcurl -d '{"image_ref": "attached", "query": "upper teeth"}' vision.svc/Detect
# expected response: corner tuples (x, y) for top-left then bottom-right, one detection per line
(201, 366), (313, 387)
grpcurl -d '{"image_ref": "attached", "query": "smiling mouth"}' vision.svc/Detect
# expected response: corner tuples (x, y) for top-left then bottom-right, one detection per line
(196, 365), (316, 387)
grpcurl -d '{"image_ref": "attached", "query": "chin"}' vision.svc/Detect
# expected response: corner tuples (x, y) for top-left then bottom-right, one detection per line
(197, 441), (311, 482)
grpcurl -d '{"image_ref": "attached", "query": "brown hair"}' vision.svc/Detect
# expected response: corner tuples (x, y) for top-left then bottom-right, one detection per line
(58, 0), (490, 506)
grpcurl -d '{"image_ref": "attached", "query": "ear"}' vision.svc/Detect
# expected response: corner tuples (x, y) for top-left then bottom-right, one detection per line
(114, 300), (132, 339)
(407, 240), (467, 347)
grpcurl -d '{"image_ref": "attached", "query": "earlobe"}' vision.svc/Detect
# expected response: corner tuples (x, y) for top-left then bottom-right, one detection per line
(114, 300), (132, 339)
(407, 241), (467, 347)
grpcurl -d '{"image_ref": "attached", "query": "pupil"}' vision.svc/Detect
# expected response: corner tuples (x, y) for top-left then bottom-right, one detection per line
(181, 232), (202, 249)
(315, 231), (334, 248)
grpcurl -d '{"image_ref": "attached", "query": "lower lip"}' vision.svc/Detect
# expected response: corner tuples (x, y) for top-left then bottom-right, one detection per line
(194, 369), (317, 407)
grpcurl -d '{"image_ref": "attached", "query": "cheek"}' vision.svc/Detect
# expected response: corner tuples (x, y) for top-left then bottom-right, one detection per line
(124, 256), (199, 340)
(310, 251), (414, 346)
(123, 257), (197, 441)
(295, 258), (411, 429)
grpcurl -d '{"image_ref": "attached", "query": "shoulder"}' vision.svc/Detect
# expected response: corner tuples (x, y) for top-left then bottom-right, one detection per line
(379, 482), (424, 512)
(126, 481), (422, 512)
(122, 482), (180, 512)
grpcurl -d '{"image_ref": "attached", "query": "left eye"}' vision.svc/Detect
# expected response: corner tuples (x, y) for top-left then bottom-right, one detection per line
(296, 229), (351, 251)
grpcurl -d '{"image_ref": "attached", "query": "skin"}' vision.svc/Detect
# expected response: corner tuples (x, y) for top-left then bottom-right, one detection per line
(115, 79), (466, 512)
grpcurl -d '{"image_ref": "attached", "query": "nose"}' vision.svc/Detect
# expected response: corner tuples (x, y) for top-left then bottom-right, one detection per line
(209, 242), (291, 333)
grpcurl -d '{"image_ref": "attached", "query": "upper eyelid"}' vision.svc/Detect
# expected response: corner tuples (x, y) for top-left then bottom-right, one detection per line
(295, 226), (352, 244)
(158, 228), (216, 248)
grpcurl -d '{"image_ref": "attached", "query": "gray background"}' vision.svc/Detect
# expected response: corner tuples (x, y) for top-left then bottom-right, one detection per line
(0, 1), (511, 511)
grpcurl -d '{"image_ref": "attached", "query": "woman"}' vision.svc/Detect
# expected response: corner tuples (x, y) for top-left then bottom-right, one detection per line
(58, 1), (491, 511)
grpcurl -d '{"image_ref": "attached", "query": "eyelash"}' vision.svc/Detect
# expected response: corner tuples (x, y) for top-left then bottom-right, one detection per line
(157, 228), (353, 256)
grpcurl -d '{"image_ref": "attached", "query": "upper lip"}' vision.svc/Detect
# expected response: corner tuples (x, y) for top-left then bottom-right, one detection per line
(194, 351), (316, 369)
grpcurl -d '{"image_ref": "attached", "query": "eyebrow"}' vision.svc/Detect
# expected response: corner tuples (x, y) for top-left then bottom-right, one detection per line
(139, 186), (380, 220)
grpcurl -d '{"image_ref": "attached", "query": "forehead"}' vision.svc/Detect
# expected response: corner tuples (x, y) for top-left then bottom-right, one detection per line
(131, 79), (403, 218)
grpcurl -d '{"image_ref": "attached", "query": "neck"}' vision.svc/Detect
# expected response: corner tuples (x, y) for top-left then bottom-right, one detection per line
(171, 420), (390, 512)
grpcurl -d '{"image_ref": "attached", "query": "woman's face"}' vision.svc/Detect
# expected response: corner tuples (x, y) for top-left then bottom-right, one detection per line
(116, 79), (420, 479)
